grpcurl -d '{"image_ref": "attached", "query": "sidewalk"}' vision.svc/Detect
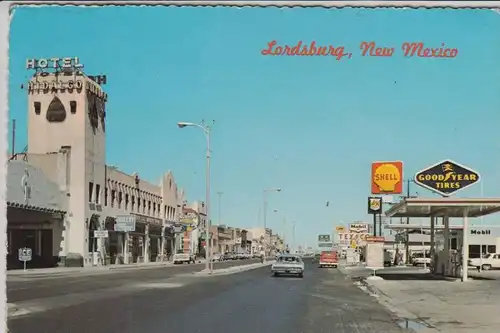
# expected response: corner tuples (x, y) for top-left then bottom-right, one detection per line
(361, 274), (500, 333)
(7, 260), (206, 277)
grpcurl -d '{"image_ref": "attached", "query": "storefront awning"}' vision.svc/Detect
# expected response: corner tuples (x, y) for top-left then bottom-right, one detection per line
(8, 201), (66, 214)
(385, 198), (500, 218)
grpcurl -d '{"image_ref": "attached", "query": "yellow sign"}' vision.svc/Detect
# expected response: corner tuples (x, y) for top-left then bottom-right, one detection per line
(335, 226), (346, 233)
(350, 240), (357, 248)
(371, 161), (403, 194)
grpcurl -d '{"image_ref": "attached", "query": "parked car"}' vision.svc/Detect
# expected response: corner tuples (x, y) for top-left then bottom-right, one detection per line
(469, 253), (500, 271)
(173, 252), (196, 264)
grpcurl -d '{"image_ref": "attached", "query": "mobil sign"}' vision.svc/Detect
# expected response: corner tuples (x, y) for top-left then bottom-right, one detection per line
(349, 222), (369, 234)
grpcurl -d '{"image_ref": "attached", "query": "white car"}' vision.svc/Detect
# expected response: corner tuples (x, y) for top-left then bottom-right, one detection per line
(469, 253), (500, 270)
(271, 254), (304, 278)
(173, 253), (196, 264)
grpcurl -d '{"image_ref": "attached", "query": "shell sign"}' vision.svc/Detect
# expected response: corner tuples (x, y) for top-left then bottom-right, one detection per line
(371, 161), (403, 195)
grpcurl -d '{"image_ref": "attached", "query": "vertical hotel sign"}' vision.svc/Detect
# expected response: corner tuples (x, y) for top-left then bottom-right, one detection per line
(371, 161), (403, 195)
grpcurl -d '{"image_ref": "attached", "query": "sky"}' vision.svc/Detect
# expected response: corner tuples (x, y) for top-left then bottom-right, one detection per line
(8, 6), (500, 247)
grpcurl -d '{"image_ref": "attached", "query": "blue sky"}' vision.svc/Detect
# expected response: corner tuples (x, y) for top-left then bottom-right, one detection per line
(9, 6), (500, 247)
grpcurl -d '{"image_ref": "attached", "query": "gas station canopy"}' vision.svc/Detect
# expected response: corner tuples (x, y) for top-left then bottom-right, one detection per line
(385, 198), (500, 218)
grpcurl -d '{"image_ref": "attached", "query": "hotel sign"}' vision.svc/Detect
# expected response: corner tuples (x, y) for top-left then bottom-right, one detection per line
(26, 57), (83, 70)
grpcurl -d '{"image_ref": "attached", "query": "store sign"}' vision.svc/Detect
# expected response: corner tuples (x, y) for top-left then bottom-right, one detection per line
(471, 229), (491, 235)
(371, 161), (403, 194)
(132, 214), (162, 226)
(349, 223), (369, 233)
(115, 215), (136, 232)
(318, 234), (331, 242)
(367, 197), (382, 214)
(414, 159), (480, 197)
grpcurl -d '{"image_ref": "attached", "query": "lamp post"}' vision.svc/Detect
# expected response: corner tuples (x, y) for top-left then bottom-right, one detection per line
(263, 188), (281, 262)
(177, 121), (212, 273)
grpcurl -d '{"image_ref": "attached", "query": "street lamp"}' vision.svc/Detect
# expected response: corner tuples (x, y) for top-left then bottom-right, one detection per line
(177, 121), (212, 273)
(263, 187), (281, 261)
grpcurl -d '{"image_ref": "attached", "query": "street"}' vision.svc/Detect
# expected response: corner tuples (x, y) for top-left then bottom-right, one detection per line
(8, 259), (407, 333)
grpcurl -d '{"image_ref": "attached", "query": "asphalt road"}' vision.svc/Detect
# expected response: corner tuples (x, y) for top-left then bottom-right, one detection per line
(9, 260), (409, 333)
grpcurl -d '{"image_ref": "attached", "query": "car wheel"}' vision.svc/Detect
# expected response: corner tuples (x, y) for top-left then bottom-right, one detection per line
(273, 272), (279, 277)
(482, 264), (492, 271)
(319, 265), (322, 268)
(298, 273), (303, 278)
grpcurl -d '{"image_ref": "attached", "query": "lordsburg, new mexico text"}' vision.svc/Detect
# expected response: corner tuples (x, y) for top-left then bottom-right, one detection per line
(261, 41), (458, 60)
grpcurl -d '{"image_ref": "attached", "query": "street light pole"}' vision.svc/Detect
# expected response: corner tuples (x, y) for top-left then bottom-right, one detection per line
(178, 121), (212, 273)
(262, 188), (281, 262)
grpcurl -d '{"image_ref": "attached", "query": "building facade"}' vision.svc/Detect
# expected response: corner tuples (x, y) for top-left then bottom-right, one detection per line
(8, 57), (194, 268)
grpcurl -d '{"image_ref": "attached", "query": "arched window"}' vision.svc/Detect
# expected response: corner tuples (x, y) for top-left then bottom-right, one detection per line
(46, 96), (67, 122)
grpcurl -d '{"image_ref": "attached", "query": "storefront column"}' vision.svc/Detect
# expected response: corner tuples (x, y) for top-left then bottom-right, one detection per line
(144, 224), (150, 263)
(124, 232), (130, 264)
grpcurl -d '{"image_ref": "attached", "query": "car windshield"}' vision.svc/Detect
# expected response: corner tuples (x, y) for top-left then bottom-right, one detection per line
(278, 256), (300, 263)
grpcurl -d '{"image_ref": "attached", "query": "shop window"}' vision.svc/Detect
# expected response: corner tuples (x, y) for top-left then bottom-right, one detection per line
(34, 101), (41, 115)
(164, 205), (167, 219)
(46, 96), (67, 122)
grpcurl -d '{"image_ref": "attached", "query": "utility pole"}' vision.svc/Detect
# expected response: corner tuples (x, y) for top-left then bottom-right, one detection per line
(291, 221), (296, 253)
(217, 192), (223, 225)
(405, 179), (411, 264)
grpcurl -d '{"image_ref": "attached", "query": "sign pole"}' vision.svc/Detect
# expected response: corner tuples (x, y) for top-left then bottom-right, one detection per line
(23, 260), (26, 272)
(373, 214), (377, 237)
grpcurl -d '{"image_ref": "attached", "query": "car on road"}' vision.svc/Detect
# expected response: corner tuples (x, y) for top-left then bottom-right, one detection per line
(271, 254), (304, 278)
(318, 250), (338, 268)
(173, 252), (196, 264)
(312, 253), (320, 263)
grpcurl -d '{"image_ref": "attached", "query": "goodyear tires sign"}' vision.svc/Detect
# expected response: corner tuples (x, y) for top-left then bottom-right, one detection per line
(414, 159), (480, 197)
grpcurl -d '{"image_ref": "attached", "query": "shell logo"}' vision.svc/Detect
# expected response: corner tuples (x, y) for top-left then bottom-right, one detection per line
(371, 161), (403, 194)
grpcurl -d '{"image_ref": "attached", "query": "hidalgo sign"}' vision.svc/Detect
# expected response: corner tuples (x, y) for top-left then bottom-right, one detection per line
(371, 161), (403, 195)
(414, 159), (480, 197)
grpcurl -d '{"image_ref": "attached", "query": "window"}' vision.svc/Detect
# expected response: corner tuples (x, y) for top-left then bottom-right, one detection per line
(70, 101), (77, 114)
(164, 205), (167, 219)
(131, 195), (136, 211)
(143, 199), (146, 214)
(153, 203), (156, 216)
(118, 191), (123, 209)
(111, 190), (116, 208)
(125, 194), (129, 210)
(34, 101), (41, 115)
(88, 182), (94, 203)
(147, 200), (151, 215)
(104, 188), (108, 206)
(95, 184), (100, 204)
(46, 96), (67, 122)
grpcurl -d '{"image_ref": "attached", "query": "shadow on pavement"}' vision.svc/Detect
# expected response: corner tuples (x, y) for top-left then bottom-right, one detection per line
(376, 272), (454, 281)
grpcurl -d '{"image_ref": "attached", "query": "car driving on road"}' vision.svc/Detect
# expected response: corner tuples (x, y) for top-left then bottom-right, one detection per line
(271, 254), (305, 278)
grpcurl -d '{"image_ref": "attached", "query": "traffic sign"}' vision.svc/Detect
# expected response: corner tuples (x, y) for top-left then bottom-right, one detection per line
(18, 247), (32, 270)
